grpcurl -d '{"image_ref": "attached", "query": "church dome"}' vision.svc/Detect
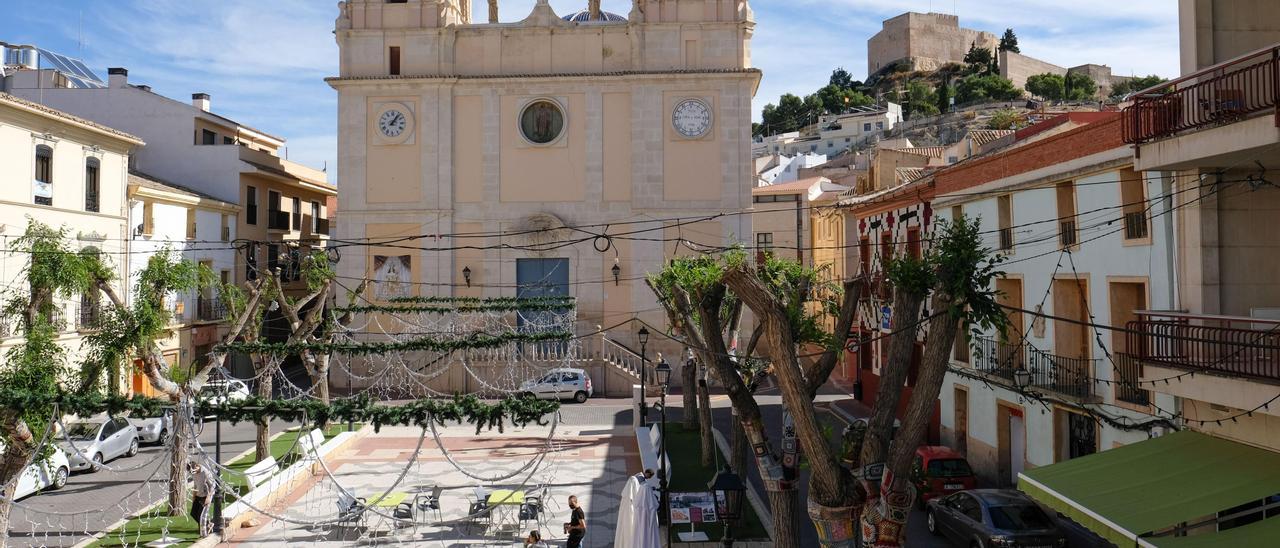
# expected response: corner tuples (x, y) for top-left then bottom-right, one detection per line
(561, 8), (628, 22)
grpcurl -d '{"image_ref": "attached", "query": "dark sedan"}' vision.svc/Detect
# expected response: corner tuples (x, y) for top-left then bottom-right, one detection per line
(927, 489), (1067, 548)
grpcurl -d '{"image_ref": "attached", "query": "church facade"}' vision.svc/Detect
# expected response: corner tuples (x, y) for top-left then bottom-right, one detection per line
(329, 0), (759, 349)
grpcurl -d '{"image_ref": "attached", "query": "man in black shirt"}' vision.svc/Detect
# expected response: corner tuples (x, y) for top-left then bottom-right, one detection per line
(565, 495), (586, 547)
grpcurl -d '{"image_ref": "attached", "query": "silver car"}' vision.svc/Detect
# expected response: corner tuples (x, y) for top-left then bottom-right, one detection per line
(129, 412), (172, 445)
(59, 417), (140, 472)
(519, 368), (593, 403)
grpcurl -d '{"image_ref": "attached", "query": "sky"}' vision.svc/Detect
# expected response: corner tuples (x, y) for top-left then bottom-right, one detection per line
(0, 1), (1179, 184)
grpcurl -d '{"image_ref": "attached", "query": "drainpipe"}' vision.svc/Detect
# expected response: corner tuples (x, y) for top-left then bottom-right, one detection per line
(1162, 172), (1177, 310)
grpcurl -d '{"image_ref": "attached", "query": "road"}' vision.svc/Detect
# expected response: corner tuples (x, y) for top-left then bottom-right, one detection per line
(5, 419), (296, 548)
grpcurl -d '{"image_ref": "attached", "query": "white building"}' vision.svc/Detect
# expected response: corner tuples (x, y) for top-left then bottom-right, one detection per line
(756, 152), (827, 185)
(754, 104), (904, 159)
(0, 91), (142, 390)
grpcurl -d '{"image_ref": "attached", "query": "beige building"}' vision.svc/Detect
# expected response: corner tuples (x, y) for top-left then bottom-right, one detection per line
(750, 176), (847, 266)
(329, 0), (759, 369)
(0, 92), (142, 390)
(867, 12), (997, 76)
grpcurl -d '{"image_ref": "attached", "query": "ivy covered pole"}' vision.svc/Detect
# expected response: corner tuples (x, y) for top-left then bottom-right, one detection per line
(0, 222), (110, 544)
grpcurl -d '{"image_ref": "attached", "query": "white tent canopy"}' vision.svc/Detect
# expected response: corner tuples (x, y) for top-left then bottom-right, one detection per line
(613, 476), (661, 548)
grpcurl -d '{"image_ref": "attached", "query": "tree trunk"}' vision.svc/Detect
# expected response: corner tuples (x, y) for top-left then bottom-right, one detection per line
(697, 375), (715, 468)
(857, 287), (927, 472)
(168, 397), (191, 516)
(0, 415), (36, 545)
(682, 353), (697, 430)
(768, 486), (801, 548)
(254, 372), (273, 463)
(731, 411), (749, 485)
(860, 293), (959, 547)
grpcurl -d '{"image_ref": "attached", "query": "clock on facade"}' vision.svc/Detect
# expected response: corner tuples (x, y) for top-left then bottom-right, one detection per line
(672, 98), (713, 139)
(378, 109), (408, 138)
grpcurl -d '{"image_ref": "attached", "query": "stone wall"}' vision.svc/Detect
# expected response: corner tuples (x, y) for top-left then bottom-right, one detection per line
(1000, 50), (1066, 91)
(867, 12), (997, 77)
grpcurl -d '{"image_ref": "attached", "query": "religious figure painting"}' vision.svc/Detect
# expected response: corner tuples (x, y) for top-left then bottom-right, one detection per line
(373, 255), (412, 300)
(520, 100), (565, 144)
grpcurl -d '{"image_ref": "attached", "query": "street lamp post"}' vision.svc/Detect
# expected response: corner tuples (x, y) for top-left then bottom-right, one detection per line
(654, 357), (673, 543)
(708, 466), (746, 548)
(638, 326), (650, 427)
(213, 408), (223, 536)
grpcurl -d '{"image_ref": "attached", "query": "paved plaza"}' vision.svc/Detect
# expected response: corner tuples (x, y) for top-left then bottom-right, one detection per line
(228, 407), (636, 547)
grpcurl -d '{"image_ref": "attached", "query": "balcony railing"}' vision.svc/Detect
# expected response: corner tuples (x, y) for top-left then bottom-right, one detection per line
(314, 218), (330, 236)
(1113, 352), (1150, 405)
(998, 227), (1013, 251)
(1123, 45), (1279, 145)
(973, 336), (1097, 400)
(267, 210), (290, 230)
(77, 303), (100, 330)
(197, 297), (225, 322)
(1126, 311), (1280, 382)
(1059, 220), (1077, 248)
(1123, 211), (1149, 240)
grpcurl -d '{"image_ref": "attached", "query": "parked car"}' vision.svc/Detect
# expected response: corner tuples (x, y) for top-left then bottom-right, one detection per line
(0, 443), (69, 499)
(200, 378), (251, 404)
(129, 411), (172, 445)
(927, 489), (1068, 548)
(520, 368), (593, 403)
(912, 446), (978, 507)
(58, 416), (140, 472)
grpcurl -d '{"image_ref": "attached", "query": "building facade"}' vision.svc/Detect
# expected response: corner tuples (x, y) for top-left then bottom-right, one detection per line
(0, 92), (141, 391)
(329, 0), (759, 369)
(867, 12), (997, 76)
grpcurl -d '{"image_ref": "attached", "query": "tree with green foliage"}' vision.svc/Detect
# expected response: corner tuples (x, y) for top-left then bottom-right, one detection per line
(1025, 72), (1067, 101)
(963, 44), (994, 74)
(998, 28), (1020, 53)
(1065, 72), (1098, 101)
(1108, 74), (1168, 100)
(0, 221), (112, 536)
(987, 108), (1022, 130)
(761, 93), (820, 136)
(935, 79), (954, 114)
(829, 67), (858, 91)
(956, 73), (1022, 103)
(817, 84), (874, 116)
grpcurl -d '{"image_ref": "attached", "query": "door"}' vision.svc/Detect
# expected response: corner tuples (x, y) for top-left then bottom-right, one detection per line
(1067, 412), (1097, 460)
(1053, 277), (1091, 387)
(953, 387), (969, 456)
(516, 258), (570, 354)
(14, 462), (38, 499)
(996, 278), (1024, 369)
(98, 421), (118, 459)
(1010, 412), (1026, 485)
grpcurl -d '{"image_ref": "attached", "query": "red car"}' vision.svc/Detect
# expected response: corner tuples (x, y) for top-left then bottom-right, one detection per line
(911, 446), (977, 507)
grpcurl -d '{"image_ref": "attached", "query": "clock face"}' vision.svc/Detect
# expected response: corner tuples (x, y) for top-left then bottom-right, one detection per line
(672, 99), (713, 139)
(378, 109), (408, 138)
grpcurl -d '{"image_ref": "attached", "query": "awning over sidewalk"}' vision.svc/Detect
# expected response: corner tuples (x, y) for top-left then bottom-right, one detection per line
(1017, 430), (1280, 547)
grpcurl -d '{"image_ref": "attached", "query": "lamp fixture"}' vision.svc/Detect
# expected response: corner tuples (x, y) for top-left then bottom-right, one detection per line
(462, 266), (472, 287)
(637, 326), (649, 346)
(655, 356), (672, 387)
(1013, 368), (1032, 389)
(611, 261), (621, 286)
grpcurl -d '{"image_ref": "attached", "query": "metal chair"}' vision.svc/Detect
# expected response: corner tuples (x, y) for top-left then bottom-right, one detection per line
(335, 489), (368, 528)
(415, 485), (443, 523)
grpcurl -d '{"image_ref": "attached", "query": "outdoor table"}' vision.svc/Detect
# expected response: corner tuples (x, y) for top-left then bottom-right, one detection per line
(486, 489), (525, 534)
(365, 492), (410, 533)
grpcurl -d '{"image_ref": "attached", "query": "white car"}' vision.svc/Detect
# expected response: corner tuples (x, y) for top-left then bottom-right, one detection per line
(129, 412), (172, 445)
(200, 378), (251, 404)
(520, 368), (593, 403)
(0, 443), (69, 500)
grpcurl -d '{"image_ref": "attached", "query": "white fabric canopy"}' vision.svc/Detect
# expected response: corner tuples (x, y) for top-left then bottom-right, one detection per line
(613, 476), (661, 548)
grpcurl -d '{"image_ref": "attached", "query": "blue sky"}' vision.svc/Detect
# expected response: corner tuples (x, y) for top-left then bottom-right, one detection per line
(0, 1), (1178, 184)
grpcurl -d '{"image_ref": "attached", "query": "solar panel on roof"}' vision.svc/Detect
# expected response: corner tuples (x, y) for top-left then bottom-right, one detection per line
(35, 48), (105, 85)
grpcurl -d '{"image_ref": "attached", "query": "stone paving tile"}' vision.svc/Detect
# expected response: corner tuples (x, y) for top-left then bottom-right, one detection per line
(229, 418), (636, 547)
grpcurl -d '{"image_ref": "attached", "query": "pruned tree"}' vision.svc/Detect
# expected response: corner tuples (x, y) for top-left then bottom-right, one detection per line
(0, 222), (108, 542)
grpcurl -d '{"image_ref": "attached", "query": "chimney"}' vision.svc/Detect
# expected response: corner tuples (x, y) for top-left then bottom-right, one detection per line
(107, 67), (128, 88)
(192, 92), (211, 112)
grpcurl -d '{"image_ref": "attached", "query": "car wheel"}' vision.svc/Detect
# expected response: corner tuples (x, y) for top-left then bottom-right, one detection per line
(157, 429), (169, 445)
(573, 391), (588, 404)
(52, 467), (68, 489)
(926, 510), (939, 535)
(91, 453), (104, 472)
(126, 439), (139, 457)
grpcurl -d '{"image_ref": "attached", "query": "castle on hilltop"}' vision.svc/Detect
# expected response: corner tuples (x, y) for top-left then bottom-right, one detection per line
(868, 12), (1130, 98)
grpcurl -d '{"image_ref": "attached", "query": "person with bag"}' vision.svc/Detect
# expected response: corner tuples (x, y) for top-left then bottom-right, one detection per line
(563, 495), (586, 547)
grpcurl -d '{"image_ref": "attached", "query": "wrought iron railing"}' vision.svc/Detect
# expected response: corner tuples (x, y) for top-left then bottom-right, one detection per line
(1059, 220), (1077, 248)
(1123, 45), (1279, 144)
(1113, 353), (1150, 405)
(1123, 211), (1149, 240)
(267, 210), (290, 230)
(197, 297), (225, 322)
(77, 303), (100, 330)
(972, 337), (1023, 381)
(1025, 346), (1098, 400)
(1126, 311), (1280, 382)
(315, 218), (330, 236)
(998, 227), (1013, 252)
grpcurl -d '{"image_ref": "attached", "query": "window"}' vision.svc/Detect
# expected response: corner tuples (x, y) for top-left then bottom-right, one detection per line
(756, 232), (773, 248)
(997, 195), (1013, 251)
(859, 237), (871, 274)
(246, 186), (258, 225)
(142, 202), (154, 236)
(951, 205), (963, 222)
(810, 145), (817, 152)
(291, 197), (301, 230)
(1056, 181), (1077, 248)
(863, 123), (871, 131)
(268, 190), (283, 230)
(84, 158), (100, 212)
(753, 194), (800, 203)
(880, 231), (894, 266)
(876, 121), (884, 129)
(311, 200), (321, 232)
(223, 136), (233, 145)
(220, 270), (230, 287)
(907, 226), (922, 259)
(1119, 168), (1149, 241)
(845, 137), (851, 143)
(389, 46), (401, 76)
(34, 145), (53, 206)
(267, 244), (280, 274)
(186, 208), (197, 239)
(201, 129), (216, 145)
(221, 214), (231, 241)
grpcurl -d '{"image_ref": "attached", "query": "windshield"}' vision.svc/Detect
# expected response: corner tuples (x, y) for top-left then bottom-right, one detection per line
(989, 504), (1054, 531)
(927, 458), (973, 478)
(64, 423), (99, 440)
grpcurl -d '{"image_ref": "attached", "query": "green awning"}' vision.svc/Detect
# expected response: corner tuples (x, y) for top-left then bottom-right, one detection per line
(1017, 430), (1280, 547)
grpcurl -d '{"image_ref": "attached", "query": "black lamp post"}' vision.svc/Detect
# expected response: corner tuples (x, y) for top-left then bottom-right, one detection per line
(462, 266), (472, 287)
(655, 357), (672, 537)
(612, 262), (621, 286)
(637, 326), (649, 427)
(708, 466), (746, 547)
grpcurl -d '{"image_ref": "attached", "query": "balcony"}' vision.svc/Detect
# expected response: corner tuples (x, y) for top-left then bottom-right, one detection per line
(1126, 311), (1280, 382)
(972, 336), (1098, 400)
(1113, 352), (1150, 405)
(1123, 211), (1149, 240)
(1059, 220), (1077, 248)
(314, 217), (330, 236)
(77, 303), (100, 330)
(196, 297), (225, 322)
(998, 227), (1013, 252)
(267, 210), (290, 231)
(1123, 45), (1278, 145)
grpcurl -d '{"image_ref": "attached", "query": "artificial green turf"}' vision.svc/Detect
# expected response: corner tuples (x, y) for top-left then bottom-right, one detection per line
(661, 422), (770, 541)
